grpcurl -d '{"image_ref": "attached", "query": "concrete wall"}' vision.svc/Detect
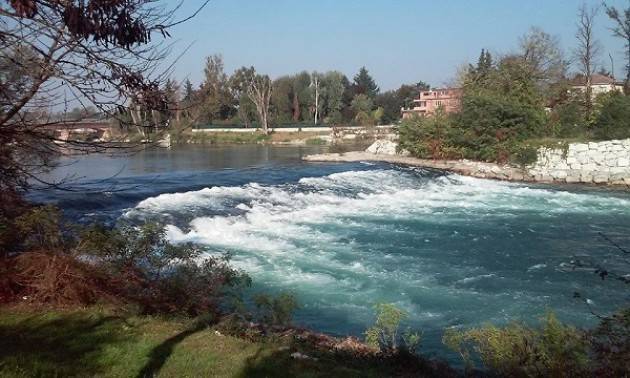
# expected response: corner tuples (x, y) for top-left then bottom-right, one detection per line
(528, 139), (630, 185)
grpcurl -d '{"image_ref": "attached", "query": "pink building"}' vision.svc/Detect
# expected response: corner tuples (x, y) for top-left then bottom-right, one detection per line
(401, 87), (462, 119)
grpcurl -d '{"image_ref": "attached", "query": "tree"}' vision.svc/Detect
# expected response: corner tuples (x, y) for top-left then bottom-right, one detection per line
(183, 79), (195, 102)
(353, 67), (380, 98)
(199, 54), (233, 123)
(271, 75), (294, 124)
(0, 0), (209, 195)
(320, 71), (347, 124)
(292, 71), (313, 122)
(575, 4), (602, 116)
(180, 78), (196, 121)
(229, 67), (257, 127)
(603, 2), (630, 92)
(247, 72), (273, 134)
(311, 72), (322, 125)
(476, 49), (493, 76)
(375, 82), (428, 124)
(351, 94), (375, 125)
(519, 27), (567, 91)
(163, 79), (181, 123)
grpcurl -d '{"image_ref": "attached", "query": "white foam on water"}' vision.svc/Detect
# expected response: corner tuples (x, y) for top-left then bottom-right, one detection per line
(528, 263), (548, 271)
(127, 167), (630, 343)
(456, 274), (497, 285)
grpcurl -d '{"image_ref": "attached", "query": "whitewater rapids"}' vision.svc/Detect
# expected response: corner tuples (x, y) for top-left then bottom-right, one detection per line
(124, 166), (630, 357)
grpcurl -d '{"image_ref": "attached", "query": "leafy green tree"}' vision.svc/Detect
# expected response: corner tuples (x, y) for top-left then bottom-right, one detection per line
(199, 54), (234, 123)
(351, 93), (375, 125)
(229, 66), (257, 127)
(353, 66), (380, 98)
(293, 71), (313, 122)
(271, 75), (295, 124)
(320, 71), (348, 124)
(374, 90), (399, 124)
(351, 93), (374, 114)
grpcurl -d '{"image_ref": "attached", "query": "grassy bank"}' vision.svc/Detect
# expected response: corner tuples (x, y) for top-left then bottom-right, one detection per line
(0, 307), (437, 378)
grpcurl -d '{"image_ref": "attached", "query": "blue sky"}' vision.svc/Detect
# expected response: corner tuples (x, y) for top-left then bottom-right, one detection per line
(168, 0), (628, 90)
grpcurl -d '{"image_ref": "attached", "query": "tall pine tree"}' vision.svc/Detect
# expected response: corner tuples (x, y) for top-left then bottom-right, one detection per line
(353, 67), (380, 98)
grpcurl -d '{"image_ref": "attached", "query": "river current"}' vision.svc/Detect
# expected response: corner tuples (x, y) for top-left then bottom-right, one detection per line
(31, 145), (630, 361)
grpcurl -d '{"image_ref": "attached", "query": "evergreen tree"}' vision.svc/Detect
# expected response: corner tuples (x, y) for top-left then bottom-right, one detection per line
(476, 49), (487, 72)
(475, 49), (493, 78)
(353, 67), (380, 98)
(183, 79), (194, 102)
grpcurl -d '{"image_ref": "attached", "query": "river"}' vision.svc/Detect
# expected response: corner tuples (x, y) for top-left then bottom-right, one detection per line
(30, 144), (630, 362)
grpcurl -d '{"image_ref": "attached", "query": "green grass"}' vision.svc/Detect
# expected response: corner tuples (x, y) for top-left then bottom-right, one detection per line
(0, 307), (415, 378)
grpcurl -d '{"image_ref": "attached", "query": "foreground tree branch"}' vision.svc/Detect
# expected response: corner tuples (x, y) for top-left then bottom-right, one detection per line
(0, 0), (209, 194)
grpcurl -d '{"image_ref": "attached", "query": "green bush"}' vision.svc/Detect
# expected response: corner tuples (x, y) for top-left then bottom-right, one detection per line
(77, 223), (251, 316)
(443, 312), (589, 377)
(398, 109), (454, 159)
(253, 292), (299, 327)
(549, 95), (590, 138)
(398, 92), (547, 163)
(509, 143), (539, 166)
(365, 303), (422, 353)
(593, 92), (630, 140)
(453, 92), (547, 162)
(14, 205), (65, 250)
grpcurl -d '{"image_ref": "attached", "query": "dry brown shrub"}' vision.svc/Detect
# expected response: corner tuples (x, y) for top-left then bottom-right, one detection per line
(5, 251), (120, 307)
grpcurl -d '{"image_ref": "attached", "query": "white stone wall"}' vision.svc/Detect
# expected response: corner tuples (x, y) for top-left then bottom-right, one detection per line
(528, 139), (630, 185)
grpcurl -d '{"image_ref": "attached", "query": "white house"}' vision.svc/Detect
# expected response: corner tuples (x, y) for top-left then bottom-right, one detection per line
(570, 74), (624, 98)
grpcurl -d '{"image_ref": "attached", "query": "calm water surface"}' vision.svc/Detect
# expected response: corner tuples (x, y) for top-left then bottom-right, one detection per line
(31, 145), (630, 362)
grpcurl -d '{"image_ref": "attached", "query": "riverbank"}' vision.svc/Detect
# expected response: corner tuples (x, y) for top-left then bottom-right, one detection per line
(304, 140), (630, 187)
(0, 306), (452, 377)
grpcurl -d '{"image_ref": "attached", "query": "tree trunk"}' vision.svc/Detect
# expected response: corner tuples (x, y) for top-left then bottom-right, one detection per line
(292, 92), (300, 122)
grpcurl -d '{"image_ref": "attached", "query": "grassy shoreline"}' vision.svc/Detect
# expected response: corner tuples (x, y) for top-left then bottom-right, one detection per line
(0, 306), (451, 378)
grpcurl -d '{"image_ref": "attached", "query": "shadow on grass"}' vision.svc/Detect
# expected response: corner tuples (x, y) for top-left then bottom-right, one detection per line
(136, 321), (208, 378)
(0, 312), (132, 377)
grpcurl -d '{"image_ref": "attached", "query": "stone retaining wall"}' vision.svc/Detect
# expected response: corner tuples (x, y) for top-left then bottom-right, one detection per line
(528, 139), (630, 185)
(305, 139), (630, 187)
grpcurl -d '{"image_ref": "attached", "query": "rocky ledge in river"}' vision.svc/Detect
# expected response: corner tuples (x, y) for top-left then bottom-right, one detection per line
(304, 140), (630, 187)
